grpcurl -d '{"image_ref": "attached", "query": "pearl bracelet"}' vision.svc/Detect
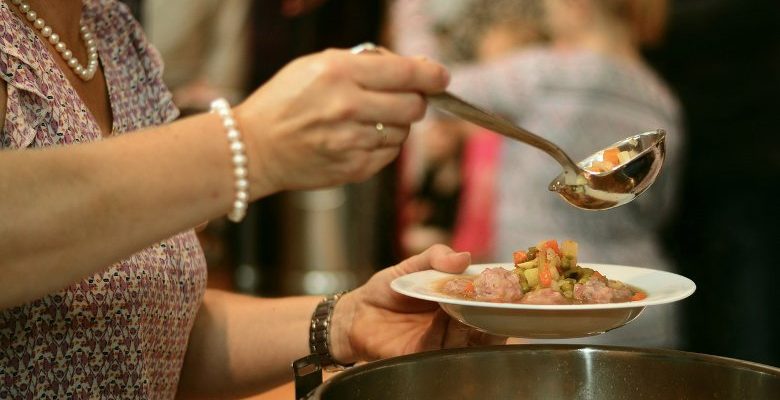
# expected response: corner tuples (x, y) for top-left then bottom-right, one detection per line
(210, 98), (249, 223)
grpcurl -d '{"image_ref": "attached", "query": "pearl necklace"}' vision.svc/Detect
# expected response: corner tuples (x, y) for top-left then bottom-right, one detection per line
(10, 0), (98, 81)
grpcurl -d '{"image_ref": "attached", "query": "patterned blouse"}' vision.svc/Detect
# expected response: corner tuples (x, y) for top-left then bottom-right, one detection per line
(0, 1), (208, 398)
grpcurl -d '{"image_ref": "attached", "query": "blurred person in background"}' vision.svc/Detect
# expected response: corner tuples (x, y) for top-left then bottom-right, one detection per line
(144, 0), (252, 113)
(0, 0), (507, 398)
(390, 0), (683, 348)
(398, 0), (547, 261)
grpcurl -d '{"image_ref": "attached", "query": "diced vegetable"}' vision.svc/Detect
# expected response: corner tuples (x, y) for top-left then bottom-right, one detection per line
(603, 147), (620, 165)
(538, 248), (560, 288)
(557, 279), (576, 298)
(617, 150), (632, 164)
(516, 271), (530, 292)
(515, 259), (537, 270)
(537, 239), (560, 256)
(524, 268), (539, 287)
(630, 291), (647, 301)
(560, 240), (578, 270)
(513, 250), (528, 264)
(464, 281), (475, 297)
(587, 160), (615, 172)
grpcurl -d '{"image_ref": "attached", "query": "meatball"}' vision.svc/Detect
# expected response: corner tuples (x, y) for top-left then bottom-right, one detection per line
(521, 288), (569, 305)
(473, 268), (524, 302)
(573, 279), (614, 303)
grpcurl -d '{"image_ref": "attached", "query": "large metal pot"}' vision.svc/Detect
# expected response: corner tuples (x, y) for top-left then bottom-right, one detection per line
(294, 345), (779, 399)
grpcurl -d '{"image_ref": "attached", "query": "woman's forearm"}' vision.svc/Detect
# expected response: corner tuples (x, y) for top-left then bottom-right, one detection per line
(176, 290), (321, 399)
(0, 113), (275, 310)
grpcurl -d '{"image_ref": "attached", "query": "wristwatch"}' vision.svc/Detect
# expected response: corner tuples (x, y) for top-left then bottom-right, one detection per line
(309, 291), (355, 372)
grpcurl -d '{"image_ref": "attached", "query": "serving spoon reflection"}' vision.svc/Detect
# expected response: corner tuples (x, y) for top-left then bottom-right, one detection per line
(427, 92), (666, 210)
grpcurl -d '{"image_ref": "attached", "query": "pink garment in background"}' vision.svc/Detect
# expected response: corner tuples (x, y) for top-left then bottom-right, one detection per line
(451, 129), (501, 262)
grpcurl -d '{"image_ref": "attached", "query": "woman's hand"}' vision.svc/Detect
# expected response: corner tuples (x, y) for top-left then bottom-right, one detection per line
(234, 48), (450, 197)
(330, 245), (506, 364)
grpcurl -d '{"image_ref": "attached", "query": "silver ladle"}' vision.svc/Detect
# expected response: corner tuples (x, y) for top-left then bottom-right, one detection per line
(350, 43), (666, 210)
(428, 92), (666, 210)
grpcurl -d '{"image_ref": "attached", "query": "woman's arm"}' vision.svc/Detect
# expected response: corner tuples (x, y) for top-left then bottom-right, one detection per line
(176, 246), (502, 400)
(176, 290), (321, 399)
(0, 49), (449, 310)
(0, 110), (249, 309)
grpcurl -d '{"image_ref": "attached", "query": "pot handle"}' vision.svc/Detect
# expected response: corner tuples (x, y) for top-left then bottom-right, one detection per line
(293, 355), (323, 399)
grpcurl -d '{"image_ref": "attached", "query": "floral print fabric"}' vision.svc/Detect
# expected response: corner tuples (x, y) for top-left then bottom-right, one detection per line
(0, 1), (207, 398)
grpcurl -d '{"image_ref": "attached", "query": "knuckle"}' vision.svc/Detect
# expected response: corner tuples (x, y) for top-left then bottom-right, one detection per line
(429, 243), (452, 254)
(330, 98), (359, 121)
(313, 53), (347, 82)
(321, 134), (352, 153)
(393, 59), (416, 88)
(406, 95), (427, 121)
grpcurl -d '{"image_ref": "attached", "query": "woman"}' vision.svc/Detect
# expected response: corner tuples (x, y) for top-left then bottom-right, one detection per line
(391, 0), (682, 348)
(0, 0), (502, 398)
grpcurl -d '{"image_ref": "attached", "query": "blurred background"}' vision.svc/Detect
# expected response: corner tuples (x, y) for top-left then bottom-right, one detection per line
(130, 0), (777, 389)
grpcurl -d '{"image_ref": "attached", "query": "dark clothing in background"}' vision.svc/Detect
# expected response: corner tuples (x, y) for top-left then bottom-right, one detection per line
(646, 0), (780, 366)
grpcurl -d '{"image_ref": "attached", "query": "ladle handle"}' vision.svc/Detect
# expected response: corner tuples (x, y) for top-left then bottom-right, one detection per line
(427, 92), (579, 172)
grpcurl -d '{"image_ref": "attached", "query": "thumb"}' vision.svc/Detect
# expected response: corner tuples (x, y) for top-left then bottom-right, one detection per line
(395, 244), (471, 275)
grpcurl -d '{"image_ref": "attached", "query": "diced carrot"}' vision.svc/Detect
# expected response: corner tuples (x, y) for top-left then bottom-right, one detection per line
(464, 281), (475, 297)
(538, 250), (553, 288)
(603, 147), (620, 165)
(630, 291), (647, 301)
(539, 240), (560, 255)
(538, 265), (552, 288)
(513, 250), (528, 264)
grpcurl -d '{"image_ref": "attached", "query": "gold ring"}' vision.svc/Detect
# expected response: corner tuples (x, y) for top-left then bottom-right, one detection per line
(375, 122), (387, 144)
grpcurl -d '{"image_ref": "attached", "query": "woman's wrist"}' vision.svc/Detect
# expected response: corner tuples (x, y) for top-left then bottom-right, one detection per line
(329, 291), (359, 365)
(226, 102), (278, 201)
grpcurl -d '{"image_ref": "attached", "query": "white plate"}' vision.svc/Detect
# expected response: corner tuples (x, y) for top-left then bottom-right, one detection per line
(390, 263), (696, 339)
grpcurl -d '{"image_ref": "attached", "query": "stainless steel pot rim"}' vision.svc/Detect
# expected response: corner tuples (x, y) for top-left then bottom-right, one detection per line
(325, 344), (780, 383)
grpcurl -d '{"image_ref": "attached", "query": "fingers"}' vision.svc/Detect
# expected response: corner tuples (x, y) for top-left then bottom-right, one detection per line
(348, 122), (409, 150)
(394, 244), (471, 276)
(344, 50), (450, 94)
(343, 91), (427, 125)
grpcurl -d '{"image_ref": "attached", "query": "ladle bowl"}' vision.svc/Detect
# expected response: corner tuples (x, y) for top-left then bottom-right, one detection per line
(548, 130), (666, 210)
(427, 92), (666, 211)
